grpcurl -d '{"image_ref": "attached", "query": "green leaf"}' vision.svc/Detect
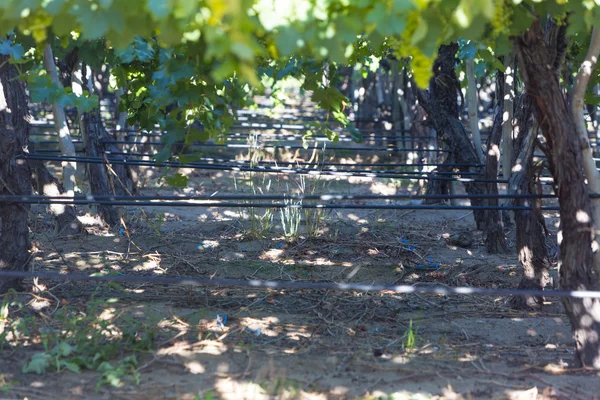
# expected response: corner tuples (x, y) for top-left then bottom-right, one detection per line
(0, 39), (24, 60)
(157, 16), (182, 45)
(584, 92), (600, 106)
(107, 282), (126, 291)
(62, 361), (81, 374)
(53, 342), (76, 357)
(73, 8), (111, 39)
(366, 3), (386, 26)
(275, 25), (301, 57)
(458, 41), (477, 61)
(117, 37), (155, 63)
(186, 126), (209, 143)
(494, 35), (513, 58)
(96, 361), (114, 373)
(411, 17), (428, 46)
(165, 173), (189, 188)
(43, 0), (69, 15)
(75, 94), (100, 113)
(178, 153), (201, 163)
(147, 0), (173, 19)
(347, 126), (363, 143)
(51, 11), (79, 37)
(478, 47), (505, 72)
(509, 8), (535, 36)
(23, 353), (52, 374)
(231, 42), (255, 62)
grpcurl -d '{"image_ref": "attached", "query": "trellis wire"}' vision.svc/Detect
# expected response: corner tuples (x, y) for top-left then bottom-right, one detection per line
(0, 193), (565, 201)
(100, 141), (451, 153)
(0, 199), (560, 210)
(29, 134), (435, 142)
(0, 270), (598, 299)
(26, 151), (563, 181)
(21, 155), (506, 183)
(26, 150), (487, 168)
(32, 151), (485, 176)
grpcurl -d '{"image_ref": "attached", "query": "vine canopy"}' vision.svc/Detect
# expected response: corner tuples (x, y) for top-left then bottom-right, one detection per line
(2, 1), (597, 88)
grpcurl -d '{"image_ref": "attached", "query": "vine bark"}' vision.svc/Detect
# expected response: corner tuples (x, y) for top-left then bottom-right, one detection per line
(516, 17), (600, 368)
(0, 55), (32, 293)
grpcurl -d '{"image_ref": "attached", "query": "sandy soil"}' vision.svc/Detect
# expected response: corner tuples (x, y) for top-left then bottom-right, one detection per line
(0, 151), (596, 400)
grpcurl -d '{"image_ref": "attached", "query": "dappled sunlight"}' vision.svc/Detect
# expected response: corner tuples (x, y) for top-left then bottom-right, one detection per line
(260, 248), (284, 261)
(576, 209), (591, 223)
(184, 360), (205, 374)
(369, 180), (398, 195)
(19, 97), (592, 398)
(133, 258), (163, 272)
(3, 242), (596, 399)
(346, 213), (369, 224)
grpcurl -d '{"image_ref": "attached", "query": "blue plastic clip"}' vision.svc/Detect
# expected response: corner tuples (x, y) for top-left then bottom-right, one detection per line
(216, 314), (227, 329)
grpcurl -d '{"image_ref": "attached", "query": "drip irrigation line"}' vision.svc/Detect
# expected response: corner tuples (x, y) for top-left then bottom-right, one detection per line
(1, 198), (560, 210)
(29, 150), (485, 169)
(26, 153), (554, 183)
(22, 154), (507, 183)
(33, 139), (84, 144)
(231, 124), (412, 133)
(0, 193), (563, 202)
(100, 141), (449, 153)
(33, 149), (86, 153)
(97, 152), (484, 176)
(164, 158), (485, 169)
(0, 270), (598, 299)
(30, 134), (434, 144)
(30, 125), (484, 141)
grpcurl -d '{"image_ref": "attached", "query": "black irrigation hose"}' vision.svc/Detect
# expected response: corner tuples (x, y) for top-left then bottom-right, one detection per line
(21, 154), (508, 183)
(1, 270), (598, 299)
(4, 199), (561, 210)
(85, 134), (429, 142)
(0, 193), (563, 202)
(29, 150), (486, 169)
(100, 141), (451, 153)
(33, 149), (86, 153)
(96, 153), (484, 176)
(26, 152), (556, 182)
(231, 125), (412, 133)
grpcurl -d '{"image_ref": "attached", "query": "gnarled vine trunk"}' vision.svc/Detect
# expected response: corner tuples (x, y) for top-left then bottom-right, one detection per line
(508, 93), (552, 310)
(79, 60), (135, 227)
(0, 56), (31, 293)
(82, 109), (134, 227)
(483, 106), (509, 253)
(28, 142), (82, 237)
(516, 17), (600, 368)
(418, 44), (486, 230)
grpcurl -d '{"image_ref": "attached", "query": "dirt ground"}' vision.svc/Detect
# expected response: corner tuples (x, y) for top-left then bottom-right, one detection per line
(1, 149), (599, 400)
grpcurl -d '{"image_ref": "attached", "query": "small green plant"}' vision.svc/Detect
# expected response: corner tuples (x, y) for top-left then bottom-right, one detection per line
(154, 212), (165, 231)
(0, 291), (30, 350)
(21, 298), (158, 390)
(193, 389), (218, 400)
(259, 377), (301, 398)
(298, 174), (328, 239)
(0, 375), (17, 396)
(234, 163), (277, 240)
(280, 198), (301, 241)
(402, 319), (418, 351)
(194, 389), (218, 400)
(0, 294), (10, 348)
(438, 336), (447, 356)
(96, 356), (140, 390)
